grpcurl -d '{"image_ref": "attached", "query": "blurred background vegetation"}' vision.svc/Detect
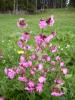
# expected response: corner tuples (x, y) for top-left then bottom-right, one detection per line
(0, 0), (75, 13)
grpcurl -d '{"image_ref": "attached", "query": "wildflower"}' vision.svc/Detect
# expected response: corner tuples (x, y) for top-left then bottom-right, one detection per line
(47, 56), (51, 62)
(4, 68), (16, 79)
(28, 61), (32, 67)
(51, 61), (56, 66)
(45, 34), (53, 43)
(17, 50), (24, 54)
(61, 67), (68, 75)
(50, 46), (57, 53)
(46, 15), (54, 26)
(20, 62), (29, 68)
(36, 83), (43, 93)
(39, 19), (47, 29)
(24, 45), (31, 50)
(25, 87), (34, 92)
(0, 96), (3, 100)
(60, 62), (64, 67)
(19, 55), (26, 63)
(18, 76), (27, 82)
(28, 80), (35, 88)
(20, 32), (30, 42)
(38, 76), (46, 83)
(17, 18), (27, 28)
(17, 40), (24, 48)
(51, 87), (64, 96)
(54, 78), (64, 85)
(35, 35), (43, 45)
(30, 69), (35, 75)
(55, 56), (61, 61)
(30, 54), (38, 60)
(38, 64), (43, 71)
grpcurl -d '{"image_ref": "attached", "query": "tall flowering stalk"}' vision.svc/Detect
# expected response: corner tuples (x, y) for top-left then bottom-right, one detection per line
(4, 16), (68, 96)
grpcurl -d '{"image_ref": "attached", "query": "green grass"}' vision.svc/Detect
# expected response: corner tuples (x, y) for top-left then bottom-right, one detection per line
(0, 8), (75, 100)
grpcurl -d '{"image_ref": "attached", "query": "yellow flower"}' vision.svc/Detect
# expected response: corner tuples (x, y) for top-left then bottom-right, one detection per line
(17, 50), (24, 54)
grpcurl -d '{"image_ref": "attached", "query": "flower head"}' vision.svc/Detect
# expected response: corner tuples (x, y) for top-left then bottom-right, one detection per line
(61, 67), (68, 75)
(18, 76), (27, 82)
(50, 46), (57, 53)
(38, 76), (46, 83)
(4, 68), (16, 79)
(54, 78), (64, 85)
(51, 87), (64, 96)
(17, 18), (27, 28)
(46, 15), (54, 26)
(36, 83), (43, 93)
(39, 19), (47, 29)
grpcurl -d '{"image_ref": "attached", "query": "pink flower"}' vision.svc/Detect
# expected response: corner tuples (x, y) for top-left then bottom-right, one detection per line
(25, 87), (34, 92)
(60, 62), (64, 67)
(55, 56), (61, 61)
(20, 62), (29, 68)
(28, 80), (35, 88)
(15, 68), (20, 74)
(17, 18), (27, 28)
(45, 34), (53, 43)
(28, 61), (32, 67)
(30, 70), (35, 75)
(51, 61), (56, 66)
(50, 46), (57, 53)
(17, 40), (24, 48)
(30, 54), (38, 60)
(42, 55), (50, 62)
(47, 56), (51, 62)
(46, 15), (54, 26)
(35, 35), (43, 45)
(61, 67), (68, 75)
(51, 87), (64, 96)
(38, 76), (46, 83)
(36, 83), (43, 93)
(38, 64), (43, 71)
(0, 96), (3, 100)
(54, 78), (64, 85)
(18, 76), (27, 82)
(24, 45), (31, 50)
(20, 55), (26, 63)
(39, 19), (47, 29)
(20, 32), (30, 42)
(4, 68), (16, 79)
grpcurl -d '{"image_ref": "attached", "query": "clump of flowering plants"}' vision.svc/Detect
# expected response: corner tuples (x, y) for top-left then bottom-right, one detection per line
(4, 16), (69, 96)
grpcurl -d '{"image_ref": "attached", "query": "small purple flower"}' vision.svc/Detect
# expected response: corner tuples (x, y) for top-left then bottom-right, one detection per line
(17, 40), (24, 48)
(39, 19), (47, 29)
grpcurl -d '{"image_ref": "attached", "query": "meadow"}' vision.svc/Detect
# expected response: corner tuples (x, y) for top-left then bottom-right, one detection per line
(0, 8), (75, 100)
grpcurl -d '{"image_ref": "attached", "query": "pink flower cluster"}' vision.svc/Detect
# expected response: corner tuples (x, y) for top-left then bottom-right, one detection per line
(39, 15), (54, 29)
(4, 17), (68, 96)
